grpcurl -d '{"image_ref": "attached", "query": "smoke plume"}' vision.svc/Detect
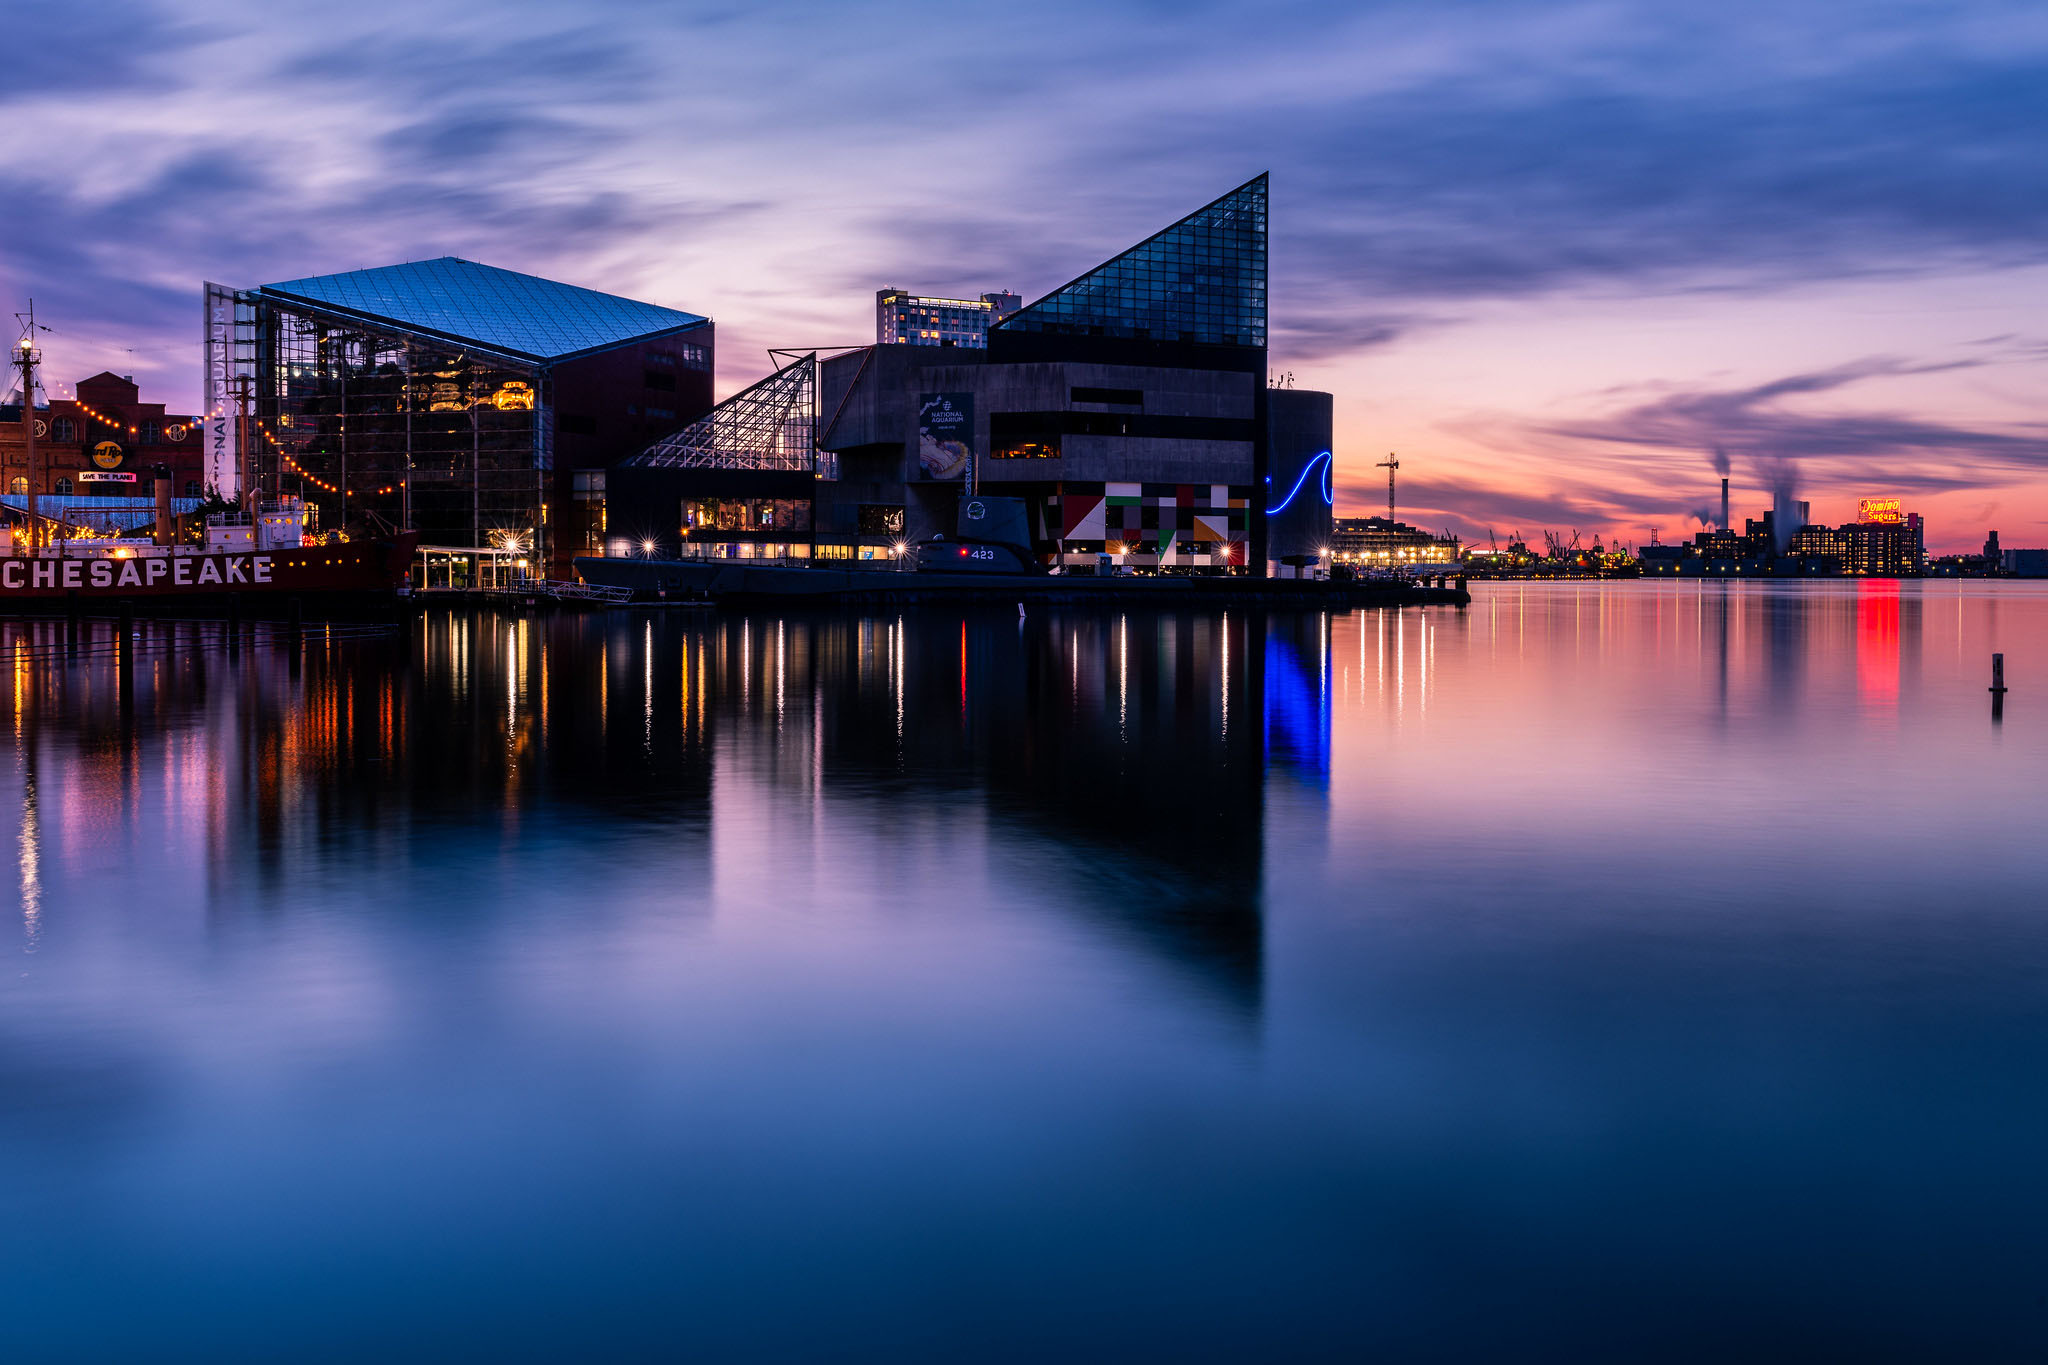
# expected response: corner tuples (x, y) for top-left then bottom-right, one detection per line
(1758, 456), (1800, 554)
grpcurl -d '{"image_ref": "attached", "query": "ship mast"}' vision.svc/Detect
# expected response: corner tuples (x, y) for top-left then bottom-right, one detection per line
(12, 301), (42, 552)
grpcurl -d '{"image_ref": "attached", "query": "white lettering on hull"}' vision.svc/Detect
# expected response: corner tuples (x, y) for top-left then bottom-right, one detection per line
(0, 551), (384, 594)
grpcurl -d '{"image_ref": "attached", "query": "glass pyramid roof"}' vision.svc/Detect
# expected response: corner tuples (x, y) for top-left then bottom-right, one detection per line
(995, 174), (1267, 348)
(260, 257), (706, 363)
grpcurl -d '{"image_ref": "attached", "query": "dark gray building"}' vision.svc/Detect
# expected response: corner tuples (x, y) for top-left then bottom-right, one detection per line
(814, 175), (1302, 574)
(1265, 388), (1335, 570)
(598, 173), (1335, 577)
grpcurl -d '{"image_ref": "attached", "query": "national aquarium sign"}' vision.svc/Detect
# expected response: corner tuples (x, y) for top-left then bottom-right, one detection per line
(918, 392), (974, 480)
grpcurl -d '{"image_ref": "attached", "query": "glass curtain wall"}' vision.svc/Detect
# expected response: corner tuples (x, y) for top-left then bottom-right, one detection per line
(257, 304), (544, 550)
(993, 175), (1267, 347)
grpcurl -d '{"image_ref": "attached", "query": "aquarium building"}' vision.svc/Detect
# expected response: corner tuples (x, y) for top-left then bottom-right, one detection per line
(204, 258), (713, 572)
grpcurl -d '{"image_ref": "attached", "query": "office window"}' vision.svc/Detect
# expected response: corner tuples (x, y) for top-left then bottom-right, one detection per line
(857, 504), (905, 535)
(53, 477), (72, 494)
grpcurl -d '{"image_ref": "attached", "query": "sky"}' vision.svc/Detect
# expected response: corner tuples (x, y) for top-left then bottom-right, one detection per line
(5, 0), (2044, 552)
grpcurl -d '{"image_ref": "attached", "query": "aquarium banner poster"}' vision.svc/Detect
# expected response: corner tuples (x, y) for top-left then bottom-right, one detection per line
(918, 393), (973, 480)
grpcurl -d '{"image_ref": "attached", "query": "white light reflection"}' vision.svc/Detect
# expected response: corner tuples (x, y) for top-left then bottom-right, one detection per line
(18, 768), (40, 952)
(506, 623), (519, 735)
(1117, 614), (1128, 742)
(1220, 611), (1229, 739)
(1396, 610), (1405, 718)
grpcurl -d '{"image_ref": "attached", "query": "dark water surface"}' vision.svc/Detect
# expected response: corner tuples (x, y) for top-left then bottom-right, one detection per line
(3, 582), (2046, 1361)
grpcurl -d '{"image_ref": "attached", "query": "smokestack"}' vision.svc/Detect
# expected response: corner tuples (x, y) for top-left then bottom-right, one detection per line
(154, 465), (174, 548)
(1721, 478), (1730, 533)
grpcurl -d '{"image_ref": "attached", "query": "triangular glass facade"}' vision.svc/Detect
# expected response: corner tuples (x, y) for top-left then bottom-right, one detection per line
(994, 175), (1266, 348)
(628, 353), (815, 471)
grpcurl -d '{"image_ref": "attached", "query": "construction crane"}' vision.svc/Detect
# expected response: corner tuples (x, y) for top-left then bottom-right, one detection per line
(1375, 453), (1399, 522)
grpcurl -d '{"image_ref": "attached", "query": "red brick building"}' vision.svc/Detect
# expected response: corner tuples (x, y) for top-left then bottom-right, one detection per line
(0, 372), (205, 499)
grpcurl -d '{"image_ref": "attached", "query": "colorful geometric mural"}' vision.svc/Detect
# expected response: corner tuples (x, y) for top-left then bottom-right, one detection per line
(1050, 482), (1250, 564)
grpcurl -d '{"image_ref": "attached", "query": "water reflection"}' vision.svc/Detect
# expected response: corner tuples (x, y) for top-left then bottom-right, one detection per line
(0, 607), (1337, 1019)
(6, 586), (2048, 1360)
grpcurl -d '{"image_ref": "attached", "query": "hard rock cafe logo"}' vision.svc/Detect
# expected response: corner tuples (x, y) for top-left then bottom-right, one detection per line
(92, 441), (125, 470)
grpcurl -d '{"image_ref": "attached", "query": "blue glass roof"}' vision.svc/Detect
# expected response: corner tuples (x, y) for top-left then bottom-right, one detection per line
(259, 258), (706, 363)
(996, 174), (1267, 348)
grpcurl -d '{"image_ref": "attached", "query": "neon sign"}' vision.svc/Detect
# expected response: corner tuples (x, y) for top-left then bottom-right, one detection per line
(1858, 497), (1903, 525)
(1265, 450), (1334, 515)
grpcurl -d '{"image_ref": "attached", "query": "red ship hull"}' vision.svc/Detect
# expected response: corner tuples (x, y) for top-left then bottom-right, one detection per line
(0, 533), (418, 604)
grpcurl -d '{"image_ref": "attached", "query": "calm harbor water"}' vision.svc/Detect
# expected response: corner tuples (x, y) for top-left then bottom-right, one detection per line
(3, 582), (2047, 1361)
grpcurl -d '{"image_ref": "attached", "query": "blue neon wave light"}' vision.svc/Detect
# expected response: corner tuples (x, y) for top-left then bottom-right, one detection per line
(1265, 450), (1333, 515)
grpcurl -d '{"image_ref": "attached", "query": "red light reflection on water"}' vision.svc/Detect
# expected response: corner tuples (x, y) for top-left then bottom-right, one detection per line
(1856, 579), (1900, 707)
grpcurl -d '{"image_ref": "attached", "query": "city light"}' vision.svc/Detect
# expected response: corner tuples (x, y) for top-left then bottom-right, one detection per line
(640, 538), (658, 557)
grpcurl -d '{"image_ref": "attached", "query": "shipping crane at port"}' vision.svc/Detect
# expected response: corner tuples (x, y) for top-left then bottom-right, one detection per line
(1375, 453), (1399, 522)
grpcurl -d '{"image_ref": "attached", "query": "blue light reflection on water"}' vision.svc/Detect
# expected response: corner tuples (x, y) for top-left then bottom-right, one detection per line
(2, 583), (2047, 1361)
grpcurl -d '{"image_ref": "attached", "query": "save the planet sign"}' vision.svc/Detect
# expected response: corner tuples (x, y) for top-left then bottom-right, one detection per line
(918, 392), (973, 480)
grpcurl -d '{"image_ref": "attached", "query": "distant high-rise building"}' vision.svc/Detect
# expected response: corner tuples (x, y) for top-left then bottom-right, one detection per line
(1788, 504), (1925, 576)
(875, 289), (1022, 348)
(1332, 516), (1460, 565)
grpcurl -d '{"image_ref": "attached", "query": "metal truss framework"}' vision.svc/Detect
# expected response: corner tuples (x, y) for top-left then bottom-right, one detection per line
(629, 352), (817, 472)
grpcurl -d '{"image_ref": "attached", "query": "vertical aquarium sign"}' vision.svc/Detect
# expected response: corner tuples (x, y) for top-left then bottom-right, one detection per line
(918, 392), (973, 480)
(202, 282), (245, 498)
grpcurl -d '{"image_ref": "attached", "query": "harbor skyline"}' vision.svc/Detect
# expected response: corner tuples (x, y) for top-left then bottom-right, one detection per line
(5, 0), (2044, 554)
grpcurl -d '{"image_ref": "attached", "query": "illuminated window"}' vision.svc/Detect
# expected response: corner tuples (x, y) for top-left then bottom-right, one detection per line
(9, 477), (24, 494)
